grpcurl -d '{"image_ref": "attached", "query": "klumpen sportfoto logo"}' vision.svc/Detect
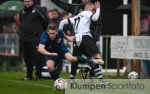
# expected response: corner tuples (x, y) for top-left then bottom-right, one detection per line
(69, 82), (145, 91)
(65, 79), (150, 94)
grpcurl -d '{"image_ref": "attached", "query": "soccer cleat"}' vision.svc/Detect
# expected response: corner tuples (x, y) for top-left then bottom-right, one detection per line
(93, 58), (104, 65)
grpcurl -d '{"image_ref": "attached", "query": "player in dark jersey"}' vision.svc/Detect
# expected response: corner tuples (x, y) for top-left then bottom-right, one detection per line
(38, 23), (99, 81)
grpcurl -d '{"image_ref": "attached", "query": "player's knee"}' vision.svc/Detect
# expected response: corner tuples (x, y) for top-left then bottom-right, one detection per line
(47, 65), (54, 72)
(47, 66), (54, 72)
(47, 60), (54, 72)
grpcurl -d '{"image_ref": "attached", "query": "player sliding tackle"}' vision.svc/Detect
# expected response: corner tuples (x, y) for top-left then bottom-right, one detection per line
(59, 2), (104, 79)
(38, 23), (102, 81)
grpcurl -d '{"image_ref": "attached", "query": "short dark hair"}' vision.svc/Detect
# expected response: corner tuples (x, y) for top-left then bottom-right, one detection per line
(61, 11), (69, 18)
(48, 23), (57, 30)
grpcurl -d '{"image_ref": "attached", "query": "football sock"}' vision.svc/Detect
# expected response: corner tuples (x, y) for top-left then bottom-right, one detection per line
(70, 63), (79, 79)
(49, 69), (59, 81)
(89, 69), (95, 78)
(94, 65), (103, 80)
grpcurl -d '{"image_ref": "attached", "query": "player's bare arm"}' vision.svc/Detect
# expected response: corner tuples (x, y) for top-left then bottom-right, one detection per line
(38, 44), (57, 56)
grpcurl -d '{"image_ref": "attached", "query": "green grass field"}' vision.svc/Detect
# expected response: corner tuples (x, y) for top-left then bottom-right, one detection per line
(0, 71), (72, 94)
(0, 71), (123, 94)
(1, 71), (150, 94)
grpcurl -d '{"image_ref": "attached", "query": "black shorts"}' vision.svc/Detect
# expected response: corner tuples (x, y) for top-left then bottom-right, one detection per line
(73, 35), (100, 58)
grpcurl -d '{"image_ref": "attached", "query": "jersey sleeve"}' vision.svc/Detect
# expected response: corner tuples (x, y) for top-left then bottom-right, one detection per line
(69, 16), (78, 24)
(39, 30), (48, 45)
(60, 42), (70, 55)
(59, 19), (69, 30)
(91, 8), (100, 21)
(57, 29), (64, 38)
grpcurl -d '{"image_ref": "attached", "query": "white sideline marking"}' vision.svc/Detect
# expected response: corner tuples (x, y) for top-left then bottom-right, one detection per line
(0, 78), (51, 88)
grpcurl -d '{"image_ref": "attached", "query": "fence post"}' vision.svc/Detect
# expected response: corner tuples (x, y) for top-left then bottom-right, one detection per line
(104, 36), (109, 78)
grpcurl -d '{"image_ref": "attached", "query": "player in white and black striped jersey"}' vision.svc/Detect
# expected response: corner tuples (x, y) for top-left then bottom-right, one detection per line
(59, 1), (104, 82)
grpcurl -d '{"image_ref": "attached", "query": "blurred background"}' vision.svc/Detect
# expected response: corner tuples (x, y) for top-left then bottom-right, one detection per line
(0, 0), (150, 78)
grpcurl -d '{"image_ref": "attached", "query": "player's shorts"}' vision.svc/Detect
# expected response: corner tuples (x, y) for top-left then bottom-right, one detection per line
(77, 35), (100, 57)
(45, 44), (70, 64)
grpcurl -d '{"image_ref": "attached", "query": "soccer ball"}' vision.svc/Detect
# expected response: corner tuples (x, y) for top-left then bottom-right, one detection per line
(54, 78), (67, 90)
(128, 71), (139, 79)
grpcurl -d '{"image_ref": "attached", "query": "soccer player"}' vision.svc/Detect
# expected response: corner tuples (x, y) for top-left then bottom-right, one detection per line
(59, 2), (104, 81)
(38, 23), (100, 81)
(51, 0), (104, 81)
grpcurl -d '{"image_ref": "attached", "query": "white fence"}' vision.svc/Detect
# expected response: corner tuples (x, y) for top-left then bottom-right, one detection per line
(0, 34), (19, 56)
(111, 36), (150, 60)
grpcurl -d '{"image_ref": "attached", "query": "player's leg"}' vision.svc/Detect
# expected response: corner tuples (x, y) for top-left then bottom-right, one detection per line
(47, 60), (55, 72)
(70, 62), (79, 80)
(94, 65), (103, 80)
(64, 52), (104, 82)
(81, 63), (103, 81)
(89, 68), (95, 79)
(70, 45), (81, 80)
(80, 36), (104, 81)
(23, 41), (34, 80)
(62, 40), (100, 65)
(64, 53), (92, 65)
(45, 55), (61, 81)
(47, 59), (59, 81)
(54, 60), (63, 79)
(81, 36), (104, 65)
(35, 46), (44, 80)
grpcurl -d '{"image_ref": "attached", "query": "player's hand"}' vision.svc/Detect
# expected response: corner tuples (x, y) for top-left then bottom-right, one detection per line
(95, 1), (101, 9)
(72, 56), (78, 63)
(67, 36), (75, 42)
(49, 53), (57, 56)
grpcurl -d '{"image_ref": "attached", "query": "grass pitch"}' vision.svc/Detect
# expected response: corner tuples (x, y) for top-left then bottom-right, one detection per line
(0, 71), (122, 94)
(0, 71), (72, 94)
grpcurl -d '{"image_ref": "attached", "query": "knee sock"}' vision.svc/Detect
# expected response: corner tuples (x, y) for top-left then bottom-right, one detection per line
(70, 63), (78, 79)
(89, 68), (95, 79)
(94, 65), (103, 80)
(49, 69), (59, 81)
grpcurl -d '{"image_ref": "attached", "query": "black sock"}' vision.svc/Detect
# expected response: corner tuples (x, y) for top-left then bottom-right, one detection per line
(49, 69), (59, 81)
(70, 62), (78, 79)
(89, 69), (95, 78)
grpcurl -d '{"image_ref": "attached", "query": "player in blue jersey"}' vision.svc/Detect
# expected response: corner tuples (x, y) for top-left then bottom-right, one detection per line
(38, 23), (98, 81)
